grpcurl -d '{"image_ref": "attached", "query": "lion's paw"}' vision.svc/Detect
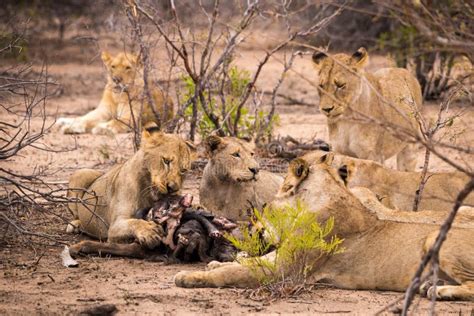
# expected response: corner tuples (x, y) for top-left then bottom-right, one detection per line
(66, 220), (81, 234)
(420, 279), (445, 297)
(135, 221), (164, 249)
(56, 117), (74, 126)
(174, 270), (208, 288)
(206, 261), (224, 270)
(426, 285), (458, 301)
(61, 122), (86, 134)
(92, 123), (116, 136)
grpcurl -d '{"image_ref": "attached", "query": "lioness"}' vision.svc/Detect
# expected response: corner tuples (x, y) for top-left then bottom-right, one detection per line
(313, 47), (422, 171)
(175, 153), (474, 301)
(199, 135), (283, 222)
(66, 127), (193, 248)
(57, 52), (173, 135)
(278, 149), (474, 212)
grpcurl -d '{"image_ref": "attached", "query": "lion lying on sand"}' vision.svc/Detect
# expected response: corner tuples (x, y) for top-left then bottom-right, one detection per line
(66, 127), (193, 248)
(175, 152), (474, 301)
(278, 149), (474, 213)
(57, 51), (173, 135)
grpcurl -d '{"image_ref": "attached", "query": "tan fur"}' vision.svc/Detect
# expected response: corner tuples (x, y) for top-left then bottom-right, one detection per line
(57, 52), (173, 135)
(278, 149), (474, 212)
(313, 48), (423, 171)
(66, 130), (193, 249)
(175, 153), (474, 301)
(199, 135), (283, 222)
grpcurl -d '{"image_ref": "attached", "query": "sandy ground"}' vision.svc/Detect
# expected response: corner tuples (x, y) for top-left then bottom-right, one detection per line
(1, 32), (473, 315)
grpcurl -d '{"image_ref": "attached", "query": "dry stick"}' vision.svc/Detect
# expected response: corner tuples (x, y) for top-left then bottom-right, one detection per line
(401, 177), (474, 315)
(137, 0), (259, 140)
(0, 213), (68, 245)
(125, 2), (161, 139)
(232, 4), (345, 136)
(261, 91), (315, 107)
(412, 89), (462, 211)
(257, 52), (299, 143)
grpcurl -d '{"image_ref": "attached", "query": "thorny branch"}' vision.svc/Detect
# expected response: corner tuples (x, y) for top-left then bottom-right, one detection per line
(401, 177), (474, 315)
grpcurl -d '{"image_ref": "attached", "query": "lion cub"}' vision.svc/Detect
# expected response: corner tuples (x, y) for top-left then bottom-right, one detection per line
(199, 135), (283, 222)
(57, 51), (173, 135)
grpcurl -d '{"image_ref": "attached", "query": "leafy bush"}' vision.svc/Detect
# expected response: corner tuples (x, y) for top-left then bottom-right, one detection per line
(227, 200), (344, 288)
(182, 65), (279, 140)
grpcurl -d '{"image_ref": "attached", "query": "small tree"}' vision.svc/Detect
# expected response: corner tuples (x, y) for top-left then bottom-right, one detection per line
(227, 201), (344, 297)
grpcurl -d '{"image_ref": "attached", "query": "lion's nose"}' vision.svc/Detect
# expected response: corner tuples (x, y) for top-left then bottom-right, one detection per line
(166, 182), (179, 194)
(249, 167), (259, 175)
(322, 106), (334, 114)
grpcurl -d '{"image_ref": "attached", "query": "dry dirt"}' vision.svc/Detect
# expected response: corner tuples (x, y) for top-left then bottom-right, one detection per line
(1, 35), (473, 315)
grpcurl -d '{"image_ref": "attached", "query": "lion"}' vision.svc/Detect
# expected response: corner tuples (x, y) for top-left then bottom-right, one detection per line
(57, 51), (173, 135)
(66, 127), (193, 248)
(312, 47), (423, 171)
(199, 135), (283, 222)
(278, 149), (474, 212)
(174, 152), (474, 301)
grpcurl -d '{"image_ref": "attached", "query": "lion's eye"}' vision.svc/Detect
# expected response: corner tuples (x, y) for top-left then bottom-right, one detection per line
(335, 81), (346, 89)
(163, 158), (171, 165)
(126, 66), (131, 70)
(232, 152), (241, 158)
(250, 152), (255, 157)
(111, 65), (116, 69)
(318, 84), (324, 90)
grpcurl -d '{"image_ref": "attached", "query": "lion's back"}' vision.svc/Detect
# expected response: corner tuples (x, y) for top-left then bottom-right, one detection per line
(374, 67), (423, 111)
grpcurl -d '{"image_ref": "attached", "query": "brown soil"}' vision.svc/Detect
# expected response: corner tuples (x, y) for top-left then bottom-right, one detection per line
(1, 33), (473, 315)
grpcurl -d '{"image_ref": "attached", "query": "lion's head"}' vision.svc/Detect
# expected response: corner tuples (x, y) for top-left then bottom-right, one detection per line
(101, 51), (141, 88)
(204, 135), (259, 183)
(312, 47), (369, 120)
(140, 127), (194, 198)
(277, 151), (352, 198)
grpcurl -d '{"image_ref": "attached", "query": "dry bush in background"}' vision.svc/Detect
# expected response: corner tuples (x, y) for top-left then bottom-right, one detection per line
(123, 0), (345, 142)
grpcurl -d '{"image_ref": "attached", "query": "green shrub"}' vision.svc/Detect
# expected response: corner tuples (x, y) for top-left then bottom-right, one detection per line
(182, 65), (279, 140)
(227, 200), (344, 287)
(0, 32), (28, 62)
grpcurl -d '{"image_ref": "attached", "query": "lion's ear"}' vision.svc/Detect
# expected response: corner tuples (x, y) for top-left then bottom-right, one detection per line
(290, 158), (309, 179)
(351, 47), (368, 68)
(314, 139), (331, 152)
(142, 124), (162, 145)
(101, 51), (112, 66)
(205, 135), (224, 154)
(312, 51), (327, 68)
(337, 161), (355, 185)
(318, 152), (334, 165)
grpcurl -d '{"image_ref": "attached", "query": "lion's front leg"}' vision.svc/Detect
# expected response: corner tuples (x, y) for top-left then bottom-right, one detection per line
(59, 108), (111, 134)
(108, 218), (164, 249)
(174, 263), (258, 288)
(91, 119), (131, 135)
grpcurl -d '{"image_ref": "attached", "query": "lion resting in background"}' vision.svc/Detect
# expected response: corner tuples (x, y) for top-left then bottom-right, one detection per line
(175, 153), (474, 301)
(312, 47), (423, 171)
(66, 127), (193, 248)
(57, 52), (173, 135)
(199, 135), (283, 222)
(278, 149), (474, 213)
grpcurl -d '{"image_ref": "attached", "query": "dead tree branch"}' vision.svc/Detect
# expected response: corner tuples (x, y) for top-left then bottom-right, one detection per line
(401, 177), (474, 315)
